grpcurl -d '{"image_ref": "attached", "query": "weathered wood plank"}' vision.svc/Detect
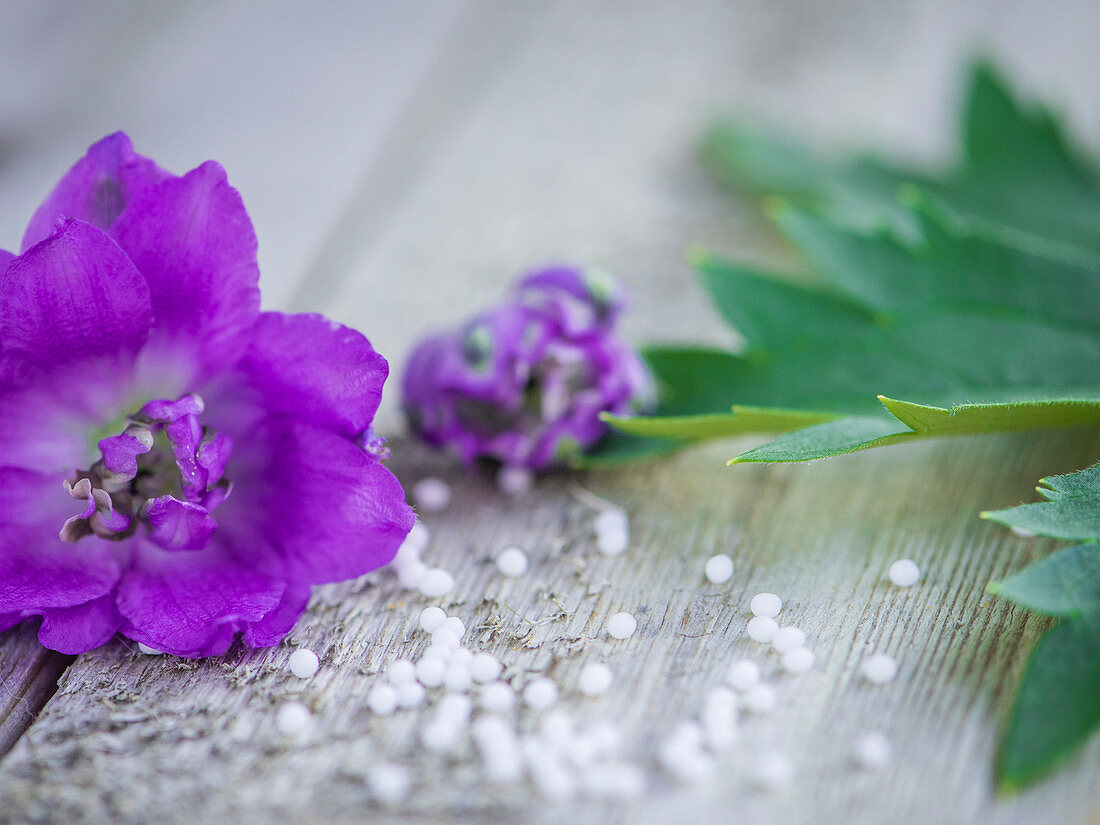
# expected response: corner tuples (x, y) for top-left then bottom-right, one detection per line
(0, 625), (72, 760)
(0, 431), (1097, 824)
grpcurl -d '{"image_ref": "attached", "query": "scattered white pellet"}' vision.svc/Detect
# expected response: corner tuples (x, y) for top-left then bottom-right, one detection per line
(444, 615), (466, 638)
(771, 626), (806, 654)
(275, 701), (311, 737)
(704, 554), (734, 584)
(853, 731), (892, 771)
(750, 592), (782, 618)
(702, 687), (739, 751)
(595, 509), (629, 556)
(480, 682), (515, 713)
(422, 643), (453, 662)
(596, 528), (628, 556)
(578, 662), (613, 697)
(743, 684), (777, 715)
(420, 720), (462, 753)
(288, 648), (320, 679)
(386, 659), (416, 686)
(539, 710), (575, 747)
(438, 693), (473, 724)
(781, 647), (815, 674)
(497, 465), (534, 497)
(138, 643), (163, 655)
(523, 678), (559, 711)
(606, 612), (637, 640)
(368, 763), (411, 807)
(392, 535), (422, 569)
(888, 559), (920, 587)
(415, 656), (447, 688)
(861, 652), (899, 685)
(750, 752), (793, 791)
(418, 568), (455, 598)
(397, 559), (427, 589)
(405, 521), (430, 551)
(445, 661), (473, 692)
(496, 546), (529, 577)
(396, 681), (426, 709)
(418, 605), (446, 633)
(746, 616), (779, 643)
(471, 653), (503, 683)
(367, 683), (399, 716)
(726, 659), (761, 692)
(450, 647), (473, 666)
(413, 477), (451, 512)
(430, 626), (461, 649)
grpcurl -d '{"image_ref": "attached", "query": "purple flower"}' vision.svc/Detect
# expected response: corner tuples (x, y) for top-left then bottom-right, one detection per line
(402, 266), (652, 469)
(0, 133), (414, 657)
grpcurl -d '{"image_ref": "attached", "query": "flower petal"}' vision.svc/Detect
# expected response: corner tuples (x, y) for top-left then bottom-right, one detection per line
(0, 526), (121, 613)
(115, 540), (285, 658)
(38, 594), (123, 654)
(1, 218), (152, 375)
(217, 312), (389, 439)
(21, 132), (170, 252)
(241, 583), (311, 648)
(220, 417), (414, 584)
(144, 495), (217, 551)
(112, 162), (261, 392)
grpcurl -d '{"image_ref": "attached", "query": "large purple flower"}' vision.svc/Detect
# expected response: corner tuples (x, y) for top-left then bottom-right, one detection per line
(0, 133), (414, 657)
(403, 267), (652, 470)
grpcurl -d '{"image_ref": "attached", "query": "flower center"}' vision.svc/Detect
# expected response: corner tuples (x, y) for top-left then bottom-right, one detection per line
(61, 394), (233, 551)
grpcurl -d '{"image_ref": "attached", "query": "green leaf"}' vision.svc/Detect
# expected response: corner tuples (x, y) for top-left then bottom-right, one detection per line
(988, 544), (1100, 618)
(602, 406), (840, 441)
(996, 613), (1100, 793)
(572, 429), (684, 469)
(983, 463), (1100, 542)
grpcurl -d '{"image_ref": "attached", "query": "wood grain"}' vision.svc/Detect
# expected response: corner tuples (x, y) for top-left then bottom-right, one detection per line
(1, 0), (1099, 823)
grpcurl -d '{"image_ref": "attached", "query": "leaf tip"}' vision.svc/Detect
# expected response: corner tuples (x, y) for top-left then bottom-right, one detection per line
(686, 244), (710, 267)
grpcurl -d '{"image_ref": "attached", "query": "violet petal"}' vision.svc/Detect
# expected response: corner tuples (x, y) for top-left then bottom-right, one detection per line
(144, 495), (217, 551)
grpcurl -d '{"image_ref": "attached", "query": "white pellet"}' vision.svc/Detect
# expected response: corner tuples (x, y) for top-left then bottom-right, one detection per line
(853, 731), (892, 771)
(746, 615), (779, 643)
(443, 615), (466, 638)
(704, 554), (734, 584)
(750, 592), (782, 618)
(438, 693), (473, 724)
(422, 643), (452, 662)
(368, 763), (411, 807)
(471, 653), (503, 683)
(743, 684), (776, 715)
(397, 681), (426, 709)
(497, 465), (534, 497)
(781, 647), (815, 674)
(539, 710), (575, 747)
(397, 559), (427, 590)
(430, 626), (461, 649)
(578, 662), (613, 697)
(288, 648), (319, 679)
(138, 643), (163, 655)
(606, 612), (637, 640)
(888, 559), (920, 587)
(523, 677), (559, 711)
(392, 535), (421, 569)
(415, 656), (447, 688)
(496, 546), (529, 577)
(750, 752), (793, 791)
(725, 659), (761, 692)
(862, 653), (899, 685)
(386, 659), (416, 686)
(450, 647), (473, 666)
(405, 521), (430, 551)
(367, 683), (399, 716)
(413, 477), (451, 512)
(480, 681), (515, 713)
(418, 568), (455, 598)
(771, 626), (806, 654)
(594, 508), (629, 535)
(275, 701), (311, 737)
(420, 720), (462, 753)
(418, 605), (446, 633)
(596, 527), (628, 556)
(445, 662), (473, 692)
(702, 688), (739, 751)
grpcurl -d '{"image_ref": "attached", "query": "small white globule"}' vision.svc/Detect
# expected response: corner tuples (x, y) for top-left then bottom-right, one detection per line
(430, 626), (461, 649)
(704, 554), (734, 584)
(743, 684), (776, 715)
(771, 626), (806, 654)
(725, 659), (761, 692)
(606, 612), (638, 640)
(413, 477), (451, 512)
(386, 659), (416, 686)
(578, 662), (613, 697)
(853, 731), (892, 771)
(368, 763), (412, 807)
(368, 684), (399, 716)
(396, 681), (426, 709)
(888, 559), (921, 587)
(397, 559), (427, 590)
(746, 616), (779, 643)
(288, 648), (320, 679)
(862, 652), (899, 685)
(405, 521), (430, 551)
(418, 605), (446, 633)
(471, 653), (503, 683)
(444, 616), (465, 638)
(749, 592), (782, 618)
(523, 677), (559, 711)
(781, 647), (815, 674)
(275, 701), (311, 737)
(418, 568), (455, 598)
(415, 657), (446, 688)
(138, 643), (163, 655)
(497, 466), (534, 497)
(496, 546), (529, 577)
(480, 681), (515, 713)
(445, 662), (473, 692)
(751, 752), (794, 791)
(595, 509), (629, 556)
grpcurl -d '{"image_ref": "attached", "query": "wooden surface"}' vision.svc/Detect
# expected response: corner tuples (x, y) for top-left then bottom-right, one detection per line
(1, 1), (1099, 823)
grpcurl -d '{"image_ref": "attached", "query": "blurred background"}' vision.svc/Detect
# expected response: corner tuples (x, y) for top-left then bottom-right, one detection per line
(0, 0), (1096, 430)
